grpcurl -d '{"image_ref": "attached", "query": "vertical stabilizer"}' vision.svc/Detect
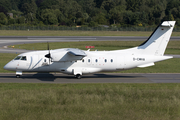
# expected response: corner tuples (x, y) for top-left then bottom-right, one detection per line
(138, 21), (176, 56)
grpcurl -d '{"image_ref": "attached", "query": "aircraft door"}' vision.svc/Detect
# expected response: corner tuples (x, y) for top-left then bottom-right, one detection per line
(116, 56), (124, 70)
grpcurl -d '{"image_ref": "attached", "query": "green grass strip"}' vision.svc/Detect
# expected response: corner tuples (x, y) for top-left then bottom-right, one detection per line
(0, 83), (180, 120)
(0, 30), (180, 36)
(13, 41), (180, 54)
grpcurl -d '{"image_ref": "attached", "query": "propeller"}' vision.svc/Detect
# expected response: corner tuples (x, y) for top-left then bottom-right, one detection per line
(45, 42), (51, 65)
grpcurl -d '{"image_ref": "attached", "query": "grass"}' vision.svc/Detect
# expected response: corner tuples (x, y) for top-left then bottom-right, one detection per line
(13, 41), (180, 54)
(0, 83), (180, 120)
(0, 30), (180, 36)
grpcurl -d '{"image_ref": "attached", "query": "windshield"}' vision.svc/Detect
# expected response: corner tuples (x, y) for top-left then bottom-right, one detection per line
(21, 56), (27, 60)
(14, 56), (21, 60)
(14, 56), (27, 61)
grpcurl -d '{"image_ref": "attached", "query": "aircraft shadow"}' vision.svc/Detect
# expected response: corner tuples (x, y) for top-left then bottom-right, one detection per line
(23, 73), (138, 82)
(0, 73), (141, 82)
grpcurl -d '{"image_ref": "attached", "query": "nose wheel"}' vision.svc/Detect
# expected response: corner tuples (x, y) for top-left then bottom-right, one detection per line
(16, 71), (22, 78)
(75, 74), (81, 79)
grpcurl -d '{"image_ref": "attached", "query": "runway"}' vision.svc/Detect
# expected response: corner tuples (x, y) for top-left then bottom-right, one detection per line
(0, 36), (147, 48)
(0, 73), (180, 83)
(0, 36), (180, 48)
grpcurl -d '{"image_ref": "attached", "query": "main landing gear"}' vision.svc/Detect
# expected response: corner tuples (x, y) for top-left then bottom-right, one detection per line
(75, 74), (81, 79)
(16, 75), (21, 78)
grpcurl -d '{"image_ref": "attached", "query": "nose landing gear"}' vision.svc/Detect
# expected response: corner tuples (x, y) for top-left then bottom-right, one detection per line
(16, 71), (22, 78)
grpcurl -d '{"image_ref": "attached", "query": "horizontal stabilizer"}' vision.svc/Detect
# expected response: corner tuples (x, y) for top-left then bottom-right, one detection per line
(161, 22), (173, 27)
(138, 63), (154, 68)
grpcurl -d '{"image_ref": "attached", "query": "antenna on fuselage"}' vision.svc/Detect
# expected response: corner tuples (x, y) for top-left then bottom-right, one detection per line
(45, 42), (51, 65)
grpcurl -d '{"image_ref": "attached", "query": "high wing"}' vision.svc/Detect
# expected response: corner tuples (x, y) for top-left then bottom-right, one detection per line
(67, 48), (86, 57)
(51, 48), (87, 62)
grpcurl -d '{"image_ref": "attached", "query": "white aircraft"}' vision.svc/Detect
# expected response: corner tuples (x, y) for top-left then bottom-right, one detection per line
(4, 21), (176, 79)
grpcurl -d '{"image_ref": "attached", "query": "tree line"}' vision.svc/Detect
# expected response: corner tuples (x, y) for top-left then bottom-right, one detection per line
(0, 0), (179, 27)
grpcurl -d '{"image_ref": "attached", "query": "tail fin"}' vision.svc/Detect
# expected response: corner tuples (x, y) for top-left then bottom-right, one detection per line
(138, 21), (176, 56)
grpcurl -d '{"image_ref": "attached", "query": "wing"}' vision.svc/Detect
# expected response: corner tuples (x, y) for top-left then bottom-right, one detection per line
(67, 48), (87, 57)
(51, 48), (87, 62)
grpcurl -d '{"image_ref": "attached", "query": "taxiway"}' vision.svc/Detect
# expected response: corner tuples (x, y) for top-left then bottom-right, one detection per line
(0, 73), (180, 83)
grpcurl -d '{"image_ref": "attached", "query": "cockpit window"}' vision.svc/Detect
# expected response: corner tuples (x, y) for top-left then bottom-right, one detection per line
(14, 56), (27, 61)
(14, 56), (21, 60)
(21, 56), (27, 61)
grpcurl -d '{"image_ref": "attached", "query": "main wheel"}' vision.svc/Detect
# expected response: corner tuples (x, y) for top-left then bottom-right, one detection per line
(16, 75), (20, 78)
(76, 74), (81, 79)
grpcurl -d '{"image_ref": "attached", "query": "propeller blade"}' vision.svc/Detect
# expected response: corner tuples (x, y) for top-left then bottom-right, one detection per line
(44, 42), (51, 65)
(49, 56), (50, 65)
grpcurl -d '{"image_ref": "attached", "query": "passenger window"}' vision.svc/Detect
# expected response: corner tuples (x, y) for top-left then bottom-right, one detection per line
(21, 56), (27, 61)
(44, 59), (46, 62)
(14, 56), (21, 60)
(105, 59), (107, 62)
(111, 59), (113, 63)
(82, 59), (84, 62)
(95, 59), (98, 62)
(88, 59), (90, 62)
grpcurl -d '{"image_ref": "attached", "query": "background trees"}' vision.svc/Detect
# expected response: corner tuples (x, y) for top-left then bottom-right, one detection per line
(0, 0), (180, 26)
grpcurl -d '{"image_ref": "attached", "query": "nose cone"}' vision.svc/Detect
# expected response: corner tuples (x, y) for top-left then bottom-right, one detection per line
(4, 61), (16, 71)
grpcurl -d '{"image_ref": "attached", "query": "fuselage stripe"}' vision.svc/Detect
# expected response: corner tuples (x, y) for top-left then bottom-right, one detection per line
(32, 58), (42, 69)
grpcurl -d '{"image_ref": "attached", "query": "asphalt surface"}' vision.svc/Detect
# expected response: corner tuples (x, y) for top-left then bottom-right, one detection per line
(0, 36), (180, 48)
(0, 36), (180, 41)
(0, 73), (180, 83)
(0, 36), (149, 53)
(0, 36), (148, 48)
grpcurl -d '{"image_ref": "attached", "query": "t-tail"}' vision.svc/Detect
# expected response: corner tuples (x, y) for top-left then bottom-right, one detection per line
(138, 21), (176, 56)
(125, 21), (176, 68)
